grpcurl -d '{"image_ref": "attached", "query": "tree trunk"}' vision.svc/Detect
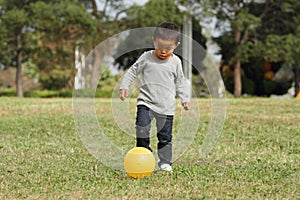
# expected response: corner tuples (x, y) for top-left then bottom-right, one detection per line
(16, 32), (23, 97)
(233, 30), (242, 97)
(234, 60), (242, 97)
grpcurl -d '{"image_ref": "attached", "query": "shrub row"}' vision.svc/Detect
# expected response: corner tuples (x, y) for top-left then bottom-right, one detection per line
(0, 89), (114, 98)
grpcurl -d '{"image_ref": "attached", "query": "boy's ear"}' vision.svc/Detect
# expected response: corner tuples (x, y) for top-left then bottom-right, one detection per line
(176, 42), (181, 47)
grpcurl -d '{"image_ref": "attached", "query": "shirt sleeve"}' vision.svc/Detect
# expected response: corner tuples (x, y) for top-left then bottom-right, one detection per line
(175, 62), (191, 103)
(119, 53), (145, 90)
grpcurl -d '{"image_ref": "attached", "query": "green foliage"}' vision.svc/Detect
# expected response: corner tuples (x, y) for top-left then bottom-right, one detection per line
(0, 0), (97, 92)
(126, 0), (183, 27)
(0, 88), (16, 96)
(25, 90), (59, 98)
(263, 35), (286, 63)
(0, 0), (299, 96)
(1, 8), (27, 28)
(115, 0), (184, 70)
(0, 69), (121, 98)
(23, 59), (39, 79)
(29, 1), (97, 90)
(0, 88), (114, 98)
(115, 0), (207, 71)
(192, 74), (210, 97)
(28, 1), (60, 30)
(2, 89), (113, 98)
(202, 0), (300, 96)
(213, 33), (235, 64)
(39, 65), (72, 90)
(231, 9), (261, 33)
(57, 89), (73, 97)
(98, 70), (119, 89)
(263, 34), (300, 67)
(241, 76), (255, 94)
(237, 42), (256, 63)
(97, 70), (121, 97)
(0, 8), (24, 66)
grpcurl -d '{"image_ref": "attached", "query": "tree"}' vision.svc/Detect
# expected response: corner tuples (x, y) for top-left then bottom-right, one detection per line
(188, 0), (300, 97)
(114, 0), (207, 71)
(260, 0), (300, 96)
(0, 0), (97, 95)
(211, 0), (263, 97)
(0, 0), (34, 97)
(29, 1), (97, 90)
(74, 0), (129, 89)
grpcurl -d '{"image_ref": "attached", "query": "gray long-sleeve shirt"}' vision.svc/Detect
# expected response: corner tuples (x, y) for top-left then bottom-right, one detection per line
(120, 50), (190, 115)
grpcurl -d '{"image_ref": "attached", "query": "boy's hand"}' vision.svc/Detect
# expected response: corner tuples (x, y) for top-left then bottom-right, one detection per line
(182, 102), (189, 110)
(119, 89), (128, 101)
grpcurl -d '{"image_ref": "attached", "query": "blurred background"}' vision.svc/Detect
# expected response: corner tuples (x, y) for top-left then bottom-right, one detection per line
(0, 0), (299, 98)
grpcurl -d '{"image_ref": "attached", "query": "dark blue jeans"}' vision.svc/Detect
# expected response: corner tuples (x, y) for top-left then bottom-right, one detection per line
(135, 105), (173, 165)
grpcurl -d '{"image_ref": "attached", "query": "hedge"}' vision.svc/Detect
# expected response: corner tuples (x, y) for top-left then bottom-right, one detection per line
(0, 89), (114, 98)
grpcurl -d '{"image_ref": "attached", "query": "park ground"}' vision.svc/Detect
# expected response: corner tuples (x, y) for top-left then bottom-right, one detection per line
(0, 97), (299, 199)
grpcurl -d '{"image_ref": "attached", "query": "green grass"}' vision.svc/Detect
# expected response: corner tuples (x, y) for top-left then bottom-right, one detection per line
(0, 97), (299, 199)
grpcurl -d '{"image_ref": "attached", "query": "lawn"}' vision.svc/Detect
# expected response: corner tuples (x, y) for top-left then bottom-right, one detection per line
(0, 97), (299, 199)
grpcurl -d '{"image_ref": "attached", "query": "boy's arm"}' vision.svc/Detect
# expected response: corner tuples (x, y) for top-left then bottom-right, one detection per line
(119, 66), (137, 101)
(175, 63), (191, 109)
(119, 89), (128, 101)
(119, 54), (145, 100)
(182, 102), (190, 111)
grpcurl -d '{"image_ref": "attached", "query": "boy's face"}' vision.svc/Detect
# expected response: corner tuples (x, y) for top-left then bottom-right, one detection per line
(153, 38), (179, 60)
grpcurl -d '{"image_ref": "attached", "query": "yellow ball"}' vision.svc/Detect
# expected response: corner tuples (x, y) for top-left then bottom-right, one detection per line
(124, 147), (156, 178)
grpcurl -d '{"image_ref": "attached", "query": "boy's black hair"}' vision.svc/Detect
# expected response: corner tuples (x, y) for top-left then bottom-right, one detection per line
(154, 22), (181, 43)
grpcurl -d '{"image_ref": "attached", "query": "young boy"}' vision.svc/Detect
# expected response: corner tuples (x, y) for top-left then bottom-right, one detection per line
(119, 22), (190, 172)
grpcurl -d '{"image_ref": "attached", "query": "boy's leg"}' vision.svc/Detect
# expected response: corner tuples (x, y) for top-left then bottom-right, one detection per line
(155, 113), (173, 166)
(135, 105), (153, 152)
